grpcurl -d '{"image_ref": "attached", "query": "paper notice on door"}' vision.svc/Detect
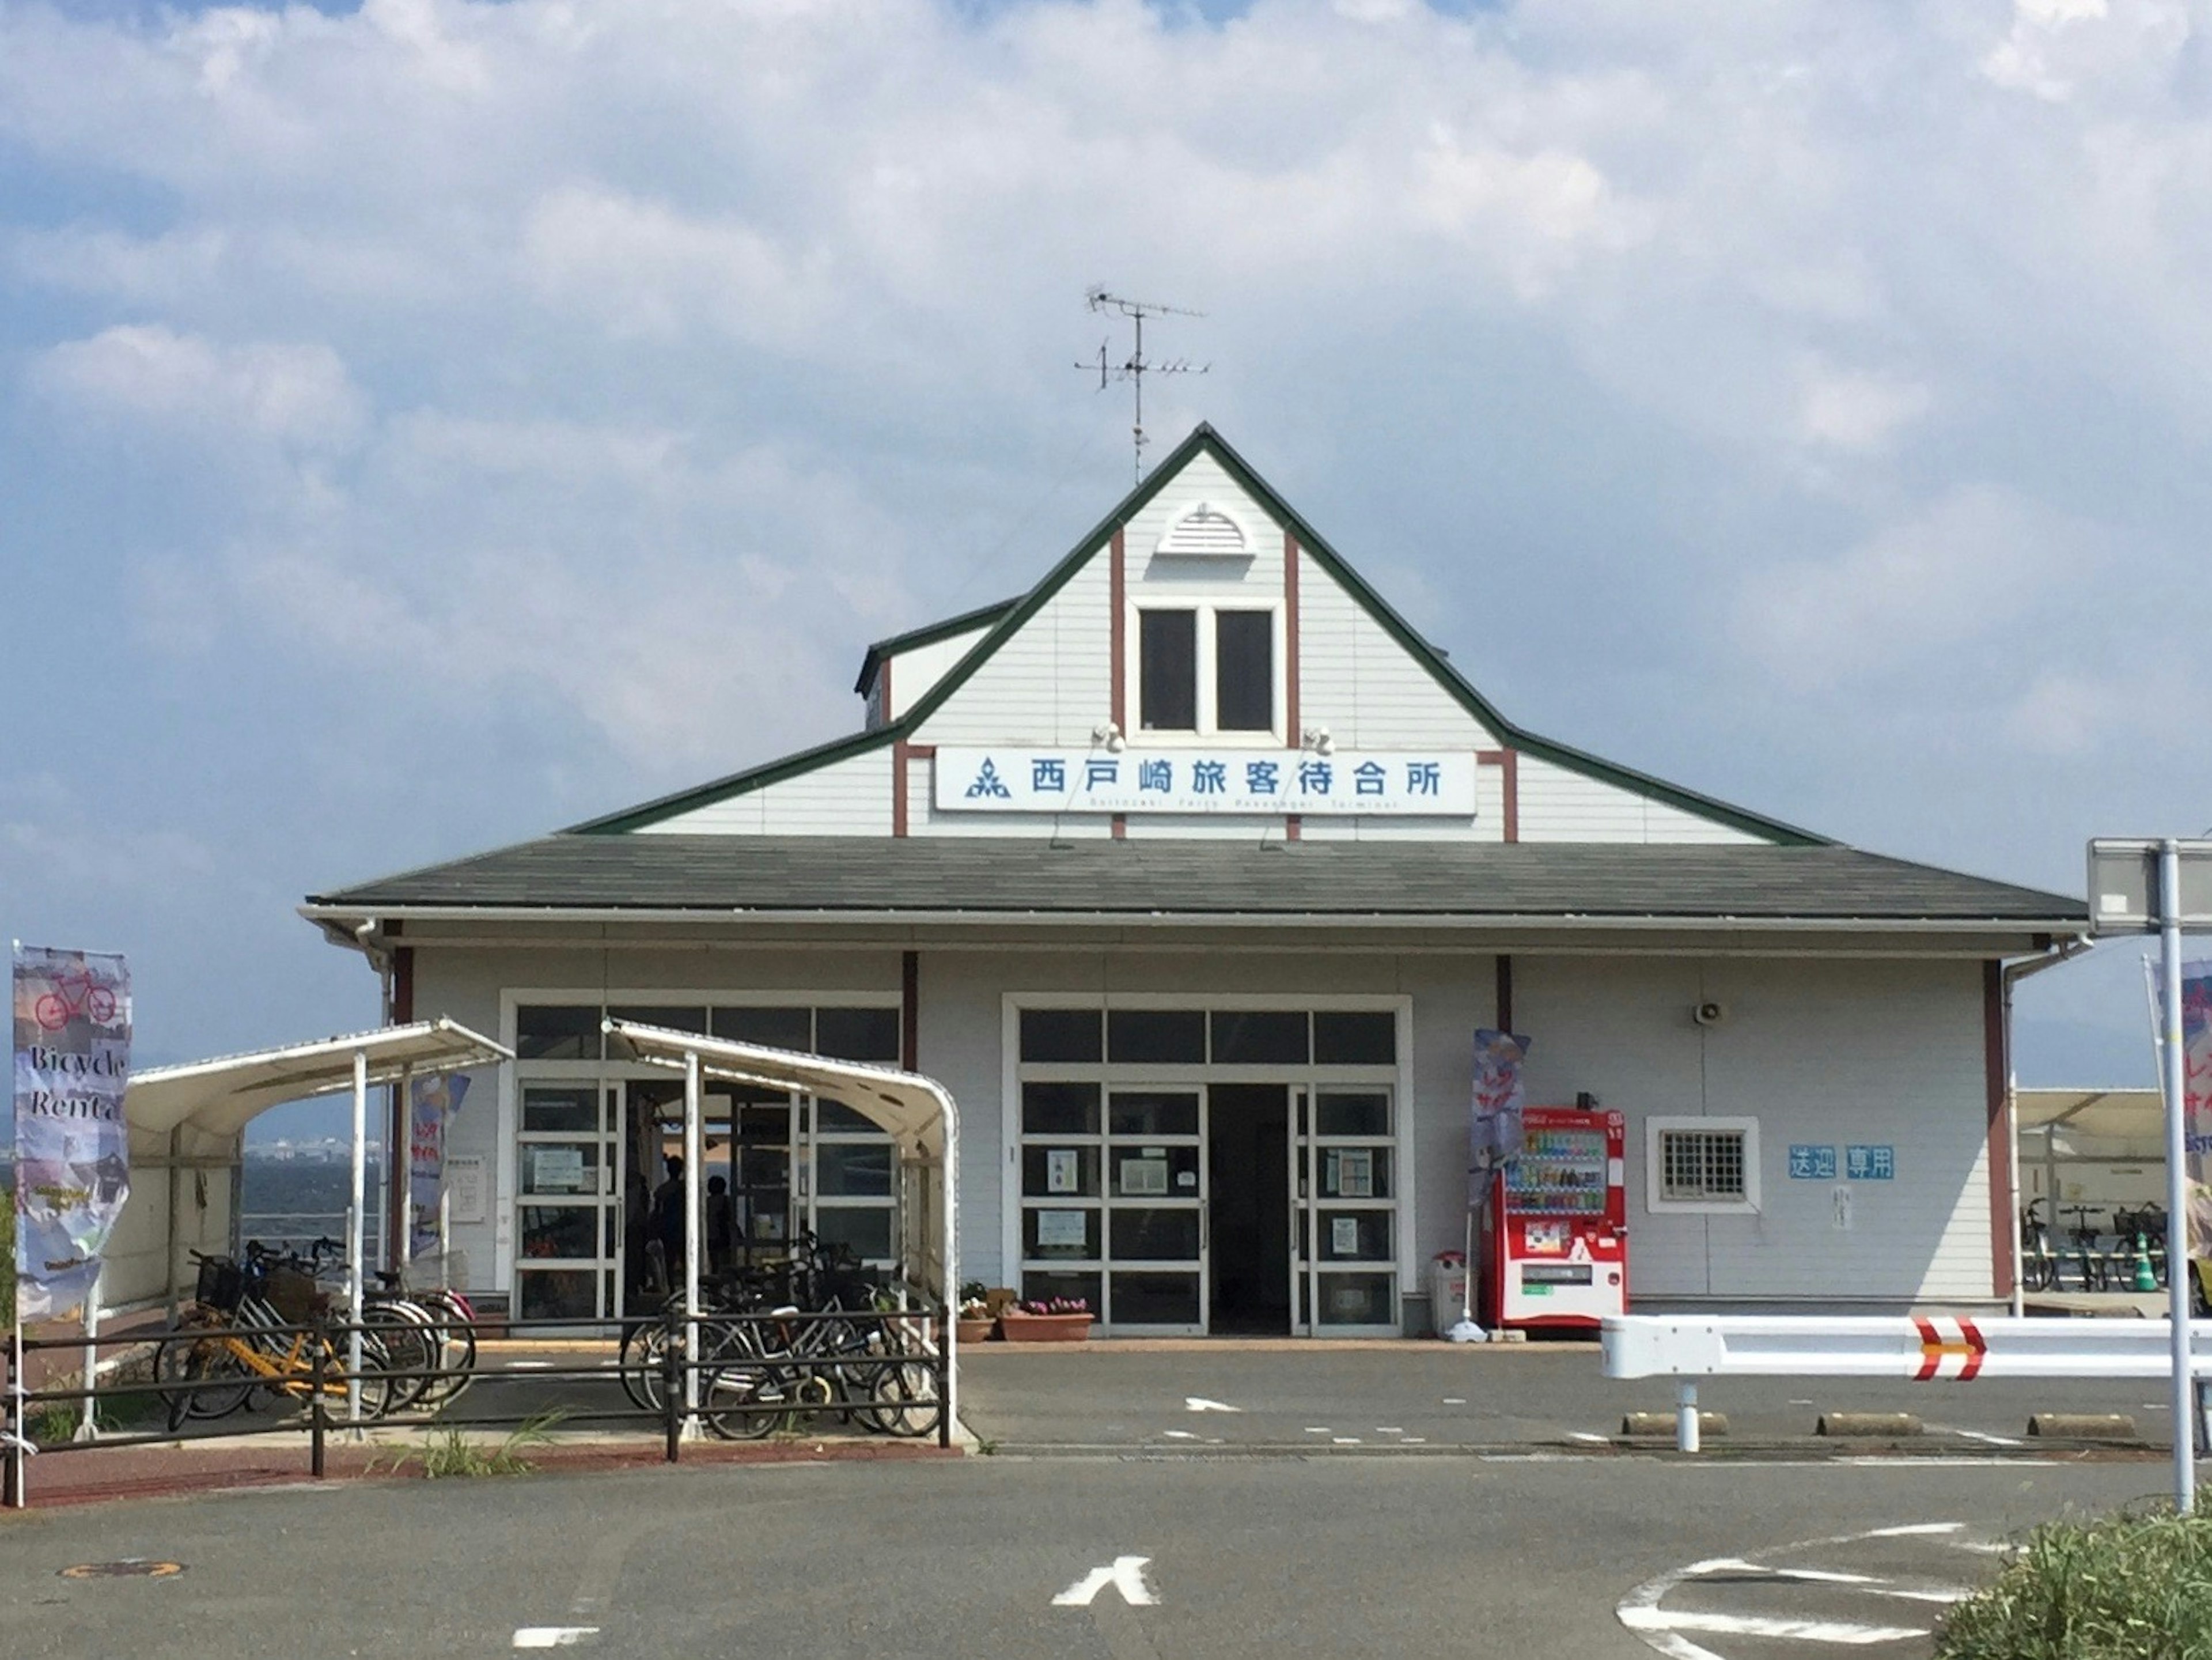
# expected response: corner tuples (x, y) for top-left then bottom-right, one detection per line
(1035, 1209), (1089, 1249)
(1046, 1148), (1080, 1194)
(1330, 1149), (1374, 1198)
(532, 1147), (586, 1193)
(1119, 1158), (1169, 1196)
(1331, 1216), (1360, 1257)
(445, 1155), (488, 1224)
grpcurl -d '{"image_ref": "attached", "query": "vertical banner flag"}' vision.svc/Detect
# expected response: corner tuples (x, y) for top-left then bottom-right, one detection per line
(408, 1072), (468, 1261)
(1469, 1030), (1531, 1204)
(12, 946), (132, 1321)
(2183, 961), (2211, 1267)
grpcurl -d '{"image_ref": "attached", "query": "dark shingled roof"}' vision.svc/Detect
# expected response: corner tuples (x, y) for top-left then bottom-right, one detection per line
(309, 837), (2084, 924)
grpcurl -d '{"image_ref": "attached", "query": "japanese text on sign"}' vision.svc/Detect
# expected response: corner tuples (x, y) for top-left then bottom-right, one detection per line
(933, 747), (1478, 815)
(1787, 1144), (1838, 1180)
(1845, 1144), (1895, 1181)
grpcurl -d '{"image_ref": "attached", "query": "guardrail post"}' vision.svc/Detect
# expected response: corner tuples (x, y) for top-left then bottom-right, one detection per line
(1676, 1380), (1700, 1454)
(309, 1332), (328, 1481)
(935, 1313), (951, 1451)
(661, 1306), (681, 1465)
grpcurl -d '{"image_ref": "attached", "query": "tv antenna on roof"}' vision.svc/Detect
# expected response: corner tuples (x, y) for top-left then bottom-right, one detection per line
(1078, 288), (1209, 483)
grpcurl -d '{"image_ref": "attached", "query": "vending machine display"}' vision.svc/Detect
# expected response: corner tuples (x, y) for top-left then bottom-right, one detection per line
(1488, 1106), (1627, 1330)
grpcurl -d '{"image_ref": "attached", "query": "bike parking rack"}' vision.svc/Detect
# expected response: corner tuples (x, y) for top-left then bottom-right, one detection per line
(2, 1304), (952, 1511)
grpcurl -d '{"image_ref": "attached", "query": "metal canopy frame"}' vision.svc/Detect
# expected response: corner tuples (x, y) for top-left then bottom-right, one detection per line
(118, 1019), (511, 1423)
(602, 1019), (960, 1434)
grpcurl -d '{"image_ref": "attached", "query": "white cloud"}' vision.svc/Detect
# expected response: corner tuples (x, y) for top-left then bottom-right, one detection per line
(1732, 486), (2106, 690)
(31, 324), (366, 452)
(1796, 362), (1931, 453)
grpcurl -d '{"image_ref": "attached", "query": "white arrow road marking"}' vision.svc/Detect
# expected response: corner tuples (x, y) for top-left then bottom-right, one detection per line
(1688, 1560), (1971, 1604)
(1619, 1609), (1928, 1644)
(1184, 1397), (1240, 1413)
(1054, 1556), (1158, 1607)
(513, 1629), (597, 1648)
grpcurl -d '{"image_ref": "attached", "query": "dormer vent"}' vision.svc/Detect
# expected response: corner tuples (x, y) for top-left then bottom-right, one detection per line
(1155, 501), (1250, 557)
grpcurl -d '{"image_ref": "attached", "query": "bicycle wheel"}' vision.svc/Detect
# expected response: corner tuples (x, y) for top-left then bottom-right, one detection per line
(412, 1293), (477, 1411)
(702, 1362), (792, 1440)
(623, 1322), (673, 1414)
(362, 1303), (438, 1414)
(166, 1338), (253, 1427)
(869, 1359), (942, 1439)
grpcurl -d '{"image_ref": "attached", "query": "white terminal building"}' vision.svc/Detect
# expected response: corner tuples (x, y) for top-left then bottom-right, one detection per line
(302, 426), (2086, 1336)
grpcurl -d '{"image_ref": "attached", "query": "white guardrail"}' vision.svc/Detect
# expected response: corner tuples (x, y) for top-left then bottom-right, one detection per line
(1601, 1315), (2212, 1453)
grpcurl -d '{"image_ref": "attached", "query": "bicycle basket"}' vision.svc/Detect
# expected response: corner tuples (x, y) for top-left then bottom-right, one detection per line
(195, 1257), (245, 1313)
(262, 1265), (325, 1324)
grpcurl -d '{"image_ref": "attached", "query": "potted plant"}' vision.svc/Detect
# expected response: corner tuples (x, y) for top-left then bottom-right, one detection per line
(998, 1296), (1093, 1343)
(956, 1281), (996, 1346)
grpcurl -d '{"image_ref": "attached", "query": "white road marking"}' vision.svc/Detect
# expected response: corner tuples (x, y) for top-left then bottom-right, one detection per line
(1304, 1427), (1331, 1434)
(1376, 1426), (1404, 1434)
(1687, 1560), (1969, 1604)
(1184, 1397), (1240, 1413)
(1947, 1540), (2017, 1555)
(1332, 1437), (1362, 1445)
(1570, 1432), (1609, 1444)
(1442, 1397), (1466, 1405)
(1619, 1608), (1927, 1644)
(1402, 1437), (1427, 1444)
(1937, 1427), (2024, 1448)
(1865, 1522), (1965, 1538)
(1158, 1430), (1198, 1440)
(503, 1360), (554, 1370)
(1052, 1556), (1157, 1608)
(513, 1628), (597, 1648)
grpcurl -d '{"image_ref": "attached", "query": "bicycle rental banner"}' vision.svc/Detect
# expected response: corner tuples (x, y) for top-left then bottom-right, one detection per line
(11, 944), (132, 1321)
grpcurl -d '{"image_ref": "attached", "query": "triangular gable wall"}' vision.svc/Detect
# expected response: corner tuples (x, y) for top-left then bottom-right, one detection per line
(574, 427), (1822, 846)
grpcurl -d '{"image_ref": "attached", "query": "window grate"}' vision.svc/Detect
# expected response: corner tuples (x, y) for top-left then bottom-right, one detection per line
(1659, 1129), (1746, 1203)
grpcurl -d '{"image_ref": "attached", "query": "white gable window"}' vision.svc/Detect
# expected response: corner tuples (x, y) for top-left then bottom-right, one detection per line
(1154, 502), (1250, 557)
(1137, 604), (1280, 736)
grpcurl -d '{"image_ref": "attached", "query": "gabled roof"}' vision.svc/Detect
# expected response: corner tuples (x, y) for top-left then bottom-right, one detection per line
(853, 596), (1020, 696)
(566, 425), (1827, 842)
(305, 837), (2083, 930)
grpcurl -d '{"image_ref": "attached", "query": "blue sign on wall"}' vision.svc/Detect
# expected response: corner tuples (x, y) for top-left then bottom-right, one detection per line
(1846, 1144), (1896, 1181)
(1787, 1144), (1838, 1180)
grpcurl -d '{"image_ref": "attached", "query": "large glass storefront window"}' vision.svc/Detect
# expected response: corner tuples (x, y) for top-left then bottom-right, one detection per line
(1016, 1005), (1403, 1335)
(510, 1000), (901, 1325)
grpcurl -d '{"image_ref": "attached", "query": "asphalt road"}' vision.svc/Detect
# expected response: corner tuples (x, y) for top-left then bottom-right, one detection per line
(0, 1453), (2176, 1658)
(958, 1344), (2192, 1452)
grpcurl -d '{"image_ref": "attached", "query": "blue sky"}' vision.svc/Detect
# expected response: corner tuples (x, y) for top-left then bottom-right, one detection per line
(3, 0), (2207, 1141)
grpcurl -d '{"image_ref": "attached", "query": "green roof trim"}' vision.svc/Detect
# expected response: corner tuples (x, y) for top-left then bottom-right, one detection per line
(568, 424), (1827, 845)
(854, 596), (1021, 695)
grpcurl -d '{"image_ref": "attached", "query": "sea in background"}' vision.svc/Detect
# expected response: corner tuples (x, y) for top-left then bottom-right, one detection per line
(2, 1156), (389, 1264)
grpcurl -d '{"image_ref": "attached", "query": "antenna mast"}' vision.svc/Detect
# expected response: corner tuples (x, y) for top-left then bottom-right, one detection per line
(1078, 288), (1210, 482)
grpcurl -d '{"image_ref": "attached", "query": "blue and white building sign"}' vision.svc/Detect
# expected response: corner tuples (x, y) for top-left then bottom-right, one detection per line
(1787, 1144), (1837, 1180)
(933, 747), (1479, 816)
(1845, 1144), (1896, 1181)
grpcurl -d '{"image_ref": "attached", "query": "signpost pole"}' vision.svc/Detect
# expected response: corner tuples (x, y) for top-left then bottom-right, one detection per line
(683, 1049), (702, 1440)
(2158, 840), (2195, 1513)
(346, 1048), (366, 1429)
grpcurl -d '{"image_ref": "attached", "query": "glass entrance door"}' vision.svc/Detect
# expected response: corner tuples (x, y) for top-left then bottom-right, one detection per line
(515, 1082), (618, 1323)
(1293, 1087), (1400, 1333)
(1206, 1084), (1291, 1334)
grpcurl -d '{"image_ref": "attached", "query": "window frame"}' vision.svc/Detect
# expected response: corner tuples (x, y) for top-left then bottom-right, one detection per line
(1126, 598), (1286, 743)
(1645, 1116), (1762, 1216)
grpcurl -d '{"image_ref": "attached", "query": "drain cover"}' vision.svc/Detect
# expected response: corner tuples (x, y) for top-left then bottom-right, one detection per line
(59, 1560), (184, 1579)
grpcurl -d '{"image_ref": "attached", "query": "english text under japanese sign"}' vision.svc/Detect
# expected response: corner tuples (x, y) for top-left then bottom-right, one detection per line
(2185, 960), (2211, 1262)
(12, 945), (132, 1321)
(933, 747), (1478, 815)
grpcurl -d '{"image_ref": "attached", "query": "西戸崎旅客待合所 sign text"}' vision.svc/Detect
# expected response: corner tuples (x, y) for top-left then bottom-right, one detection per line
(933, 748), (1477, 815)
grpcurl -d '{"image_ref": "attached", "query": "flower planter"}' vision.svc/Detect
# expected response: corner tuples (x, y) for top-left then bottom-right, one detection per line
(956, 1317), (997, 1346)
(998, 1313), (1093, 1344)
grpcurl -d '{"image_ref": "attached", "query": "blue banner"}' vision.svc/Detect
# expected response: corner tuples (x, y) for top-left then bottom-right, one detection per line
(1469, 1029), (1531, 1204)
(12, 945), (132, 1322)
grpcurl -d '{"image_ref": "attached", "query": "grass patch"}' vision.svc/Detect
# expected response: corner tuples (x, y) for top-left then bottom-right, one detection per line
(412, 1411), (565, 1480)
(1936, 1500), (2212, 1660)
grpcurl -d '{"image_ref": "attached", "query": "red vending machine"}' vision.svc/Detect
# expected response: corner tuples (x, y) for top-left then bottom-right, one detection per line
(1488, 1106), (1627, 1330)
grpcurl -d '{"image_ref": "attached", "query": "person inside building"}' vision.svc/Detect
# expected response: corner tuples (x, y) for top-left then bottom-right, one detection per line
(706, 1173), (739, 1271)
(653, 1154), (687, 1277)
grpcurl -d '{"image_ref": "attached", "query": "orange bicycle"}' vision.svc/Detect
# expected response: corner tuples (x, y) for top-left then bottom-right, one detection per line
(155, 1254), (393, 1431)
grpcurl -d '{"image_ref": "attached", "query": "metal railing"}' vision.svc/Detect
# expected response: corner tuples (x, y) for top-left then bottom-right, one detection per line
(2, 1304), (952, 1511)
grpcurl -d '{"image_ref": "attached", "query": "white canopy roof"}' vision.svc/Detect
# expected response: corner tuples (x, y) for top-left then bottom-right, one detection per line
(605, 1020), (954, 1162)
(2016, 1087), (2165, 1145)
(125, 1018), (512, 1141)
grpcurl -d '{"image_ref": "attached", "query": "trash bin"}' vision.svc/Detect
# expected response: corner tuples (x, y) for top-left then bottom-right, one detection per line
(1428, 1251), (1468, 1337)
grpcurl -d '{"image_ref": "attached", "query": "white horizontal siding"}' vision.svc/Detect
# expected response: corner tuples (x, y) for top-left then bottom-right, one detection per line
(1516, 955), (1995, 1306)
(1296, 549), (1500, 751)
(1515, 755), (1766, 846)
(639, 746), (892, 835)
(884, 625), (993, 722)
(912, 557), (1113, 746)
(1126, 455), (1284, 593)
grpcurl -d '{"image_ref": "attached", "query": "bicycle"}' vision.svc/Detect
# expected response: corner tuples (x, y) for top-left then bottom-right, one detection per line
(33, 969), (117, 1032)
(154, 1253), (396, 1431)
